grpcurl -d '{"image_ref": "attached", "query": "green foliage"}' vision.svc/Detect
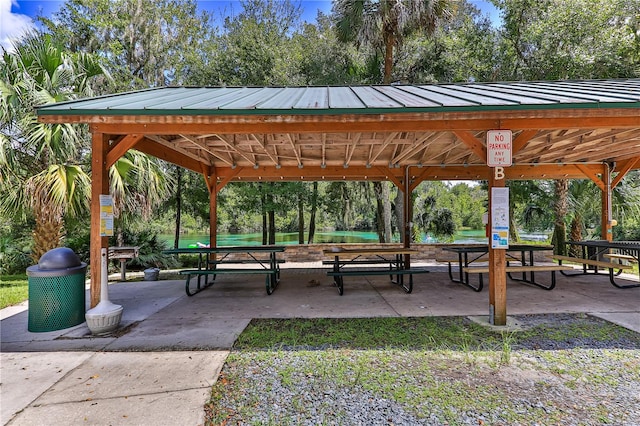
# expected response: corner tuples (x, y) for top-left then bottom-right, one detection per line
(494, 0), (639, 80)
(3, 0), (639, 259)
(40, 0), (214, 89)
(0, 236), (32, 275)
(113, 229), (179, 270)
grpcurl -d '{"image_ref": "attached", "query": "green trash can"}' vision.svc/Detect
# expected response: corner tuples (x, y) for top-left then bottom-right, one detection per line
(27, 247), (87, 332)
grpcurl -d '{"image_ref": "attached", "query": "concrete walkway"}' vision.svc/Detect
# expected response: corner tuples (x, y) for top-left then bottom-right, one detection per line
(2, 263), (639, 425)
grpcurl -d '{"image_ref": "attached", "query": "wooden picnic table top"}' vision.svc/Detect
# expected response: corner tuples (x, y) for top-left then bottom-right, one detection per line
(163, 245), (286, 255)
(322, 247), (419, 258)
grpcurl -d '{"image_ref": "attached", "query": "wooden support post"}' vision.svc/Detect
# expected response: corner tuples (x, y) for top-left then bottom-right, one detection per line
(488, 171), (507, 326)
(201, 166), (217, 249)
(601, 164), (612, 241)
(90, 133), (110, 308)
(403, 167), (411, 268)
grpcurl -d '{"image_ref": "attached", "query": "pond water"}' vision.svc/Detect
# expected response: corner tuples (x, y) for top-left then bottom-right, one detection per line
(161, 229), (549, 247)
(161, 231), (381, 248)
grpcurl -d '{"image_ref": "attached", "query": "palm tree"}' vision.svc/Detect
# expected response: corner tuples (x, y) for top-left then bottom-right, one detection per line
(1, 32), (106, 261)
(333, 0), (454, 242)
(109, 150), (174, 246)
(334, 0), (454, 84)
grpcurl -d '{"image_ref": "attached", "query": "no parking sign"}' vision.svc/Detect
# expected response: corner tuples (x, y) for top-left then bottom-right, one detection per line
(487, 130), (512, 167)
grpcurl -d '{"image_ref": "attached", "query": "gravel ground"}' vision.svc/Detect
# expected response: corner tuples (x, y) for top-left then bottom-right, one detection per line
(206, 314), (640, 426)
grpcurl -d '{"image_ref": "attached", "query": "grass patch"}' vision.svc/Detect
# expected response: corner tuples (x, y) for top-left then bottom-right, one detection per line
(208, 315), (640, 425)
(233, 315), (640, 351)
(0, 274), (28, 309)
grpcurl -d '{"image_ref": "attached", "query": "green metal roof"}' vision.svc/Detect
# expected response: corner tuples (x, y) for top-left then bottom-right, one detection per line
(37, 79), (640, 117)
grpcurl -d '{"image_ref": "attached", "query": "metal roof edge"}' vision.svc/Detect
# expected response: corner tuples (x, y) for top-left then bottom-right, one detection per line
(36, 101), (640, 117)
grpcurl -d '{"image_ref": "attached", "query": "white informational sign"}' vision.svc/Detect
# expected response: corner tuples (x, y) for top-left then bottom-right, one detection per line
(491, 187), (509, 249)
(99, 194), (114, 237)
(487, 130), (513, 167)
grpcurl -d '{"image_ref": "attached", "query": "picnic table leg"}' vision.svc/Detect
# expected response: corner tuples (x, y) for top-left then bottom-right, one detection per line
(608, 268), (640, 289)
(331, 256), (344, 295)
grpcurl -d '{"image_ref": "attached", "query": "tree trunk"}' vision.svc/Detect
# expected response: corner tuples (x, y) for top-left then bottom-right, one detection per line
(298, 193), (304, 244)
(394, 187), (403, 243)
(268, 209), (276, 245)
(382, 183), (392, 242)
(374, 182), (392, 242)
(553, 179), (569, 255)
(308, 182), (317, 244)
(31, 208), (63, 262)
(267, 183), (275, 245)
(383, 31), (394, 84)
(261, 187), (267, 245)
(569, 214), (583, 257)
(173, 167), (182, 249)
(374, 182), (385, 242)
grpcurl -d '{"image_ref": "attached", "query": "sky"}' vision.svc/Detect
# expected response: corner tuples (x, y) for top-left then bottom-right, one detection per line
(2, 0), (500, 51)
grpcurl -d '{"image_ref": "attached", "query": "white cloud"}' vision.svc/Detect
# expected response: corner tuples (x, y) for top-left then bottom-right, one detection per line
(0, 0), (35, 52)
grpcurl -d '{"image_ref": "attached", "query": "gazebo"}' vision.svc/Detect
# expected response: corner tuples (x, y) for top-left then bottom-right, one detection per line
(37, 78), (640, 325)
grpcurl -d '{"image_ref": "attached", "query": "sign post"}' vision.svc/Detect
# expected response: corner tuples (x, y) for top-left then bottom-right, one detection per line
(487, 130), (512, 248)
(486, 130), (512, 326)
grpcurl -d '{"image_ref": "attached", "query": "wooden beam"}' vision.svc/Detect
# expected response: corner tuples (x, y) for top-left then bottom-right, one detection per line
(575, 164), (605, 190)
(370, 132), (399, 164)
(392, 132), (442, 164)
(216, 166), (242, 190)
(345, 133), (362, 166)
(106, 134), (143, 168)
(251, 134), (279, 165)
(611, 157), (640, 188)
(375, 166), (403, 189)
(90, 133), (110, 308)
(181, 134), (234, 166)
(135, 137), (204, 173)
(453, 131), (487, 162)
(146, 134), (211, 166)
(212, 134), (256, 166)
(215, 165), (404, 182)
(511, 129), (539, 154)
(39, 108), (640, 131)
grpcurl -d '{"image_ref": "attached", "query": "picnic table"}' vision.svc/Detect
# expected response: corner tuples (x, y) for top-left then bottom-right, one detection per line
(441, 244), (567, 291)
(163, 245), (285, 296)
(554, 240), (639, 289)
(322, 247), (429, 295)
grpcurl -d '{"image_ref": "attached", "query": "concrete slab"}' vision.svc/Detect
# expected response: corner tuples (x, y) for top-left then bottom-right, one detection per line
(1, 262), (638, 425)
(0, 352), (93, 425)
(8, 351), (227, 426)
(591, 312), (640, 333)
(105, 318), (250, 351)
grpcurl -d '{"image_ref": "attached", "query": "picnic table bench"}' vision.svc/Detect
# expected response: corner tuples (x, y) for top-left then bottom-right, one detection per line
(442, 244), (555, 291)
(462, 264), (574, 290)
(163, 245), (285, 296)
(551, 240), (639, 289)
(323, 247), (429, 295)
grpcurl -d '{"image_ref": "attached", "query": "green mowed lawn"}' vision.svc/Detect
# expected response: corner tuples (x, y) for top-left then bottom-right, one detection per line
(0, 275), (28, 309)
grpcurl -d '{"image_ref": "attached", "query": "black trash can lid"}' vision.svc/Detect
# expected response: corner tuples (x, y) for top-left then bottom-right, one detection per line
(38, 247), (82, 270)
